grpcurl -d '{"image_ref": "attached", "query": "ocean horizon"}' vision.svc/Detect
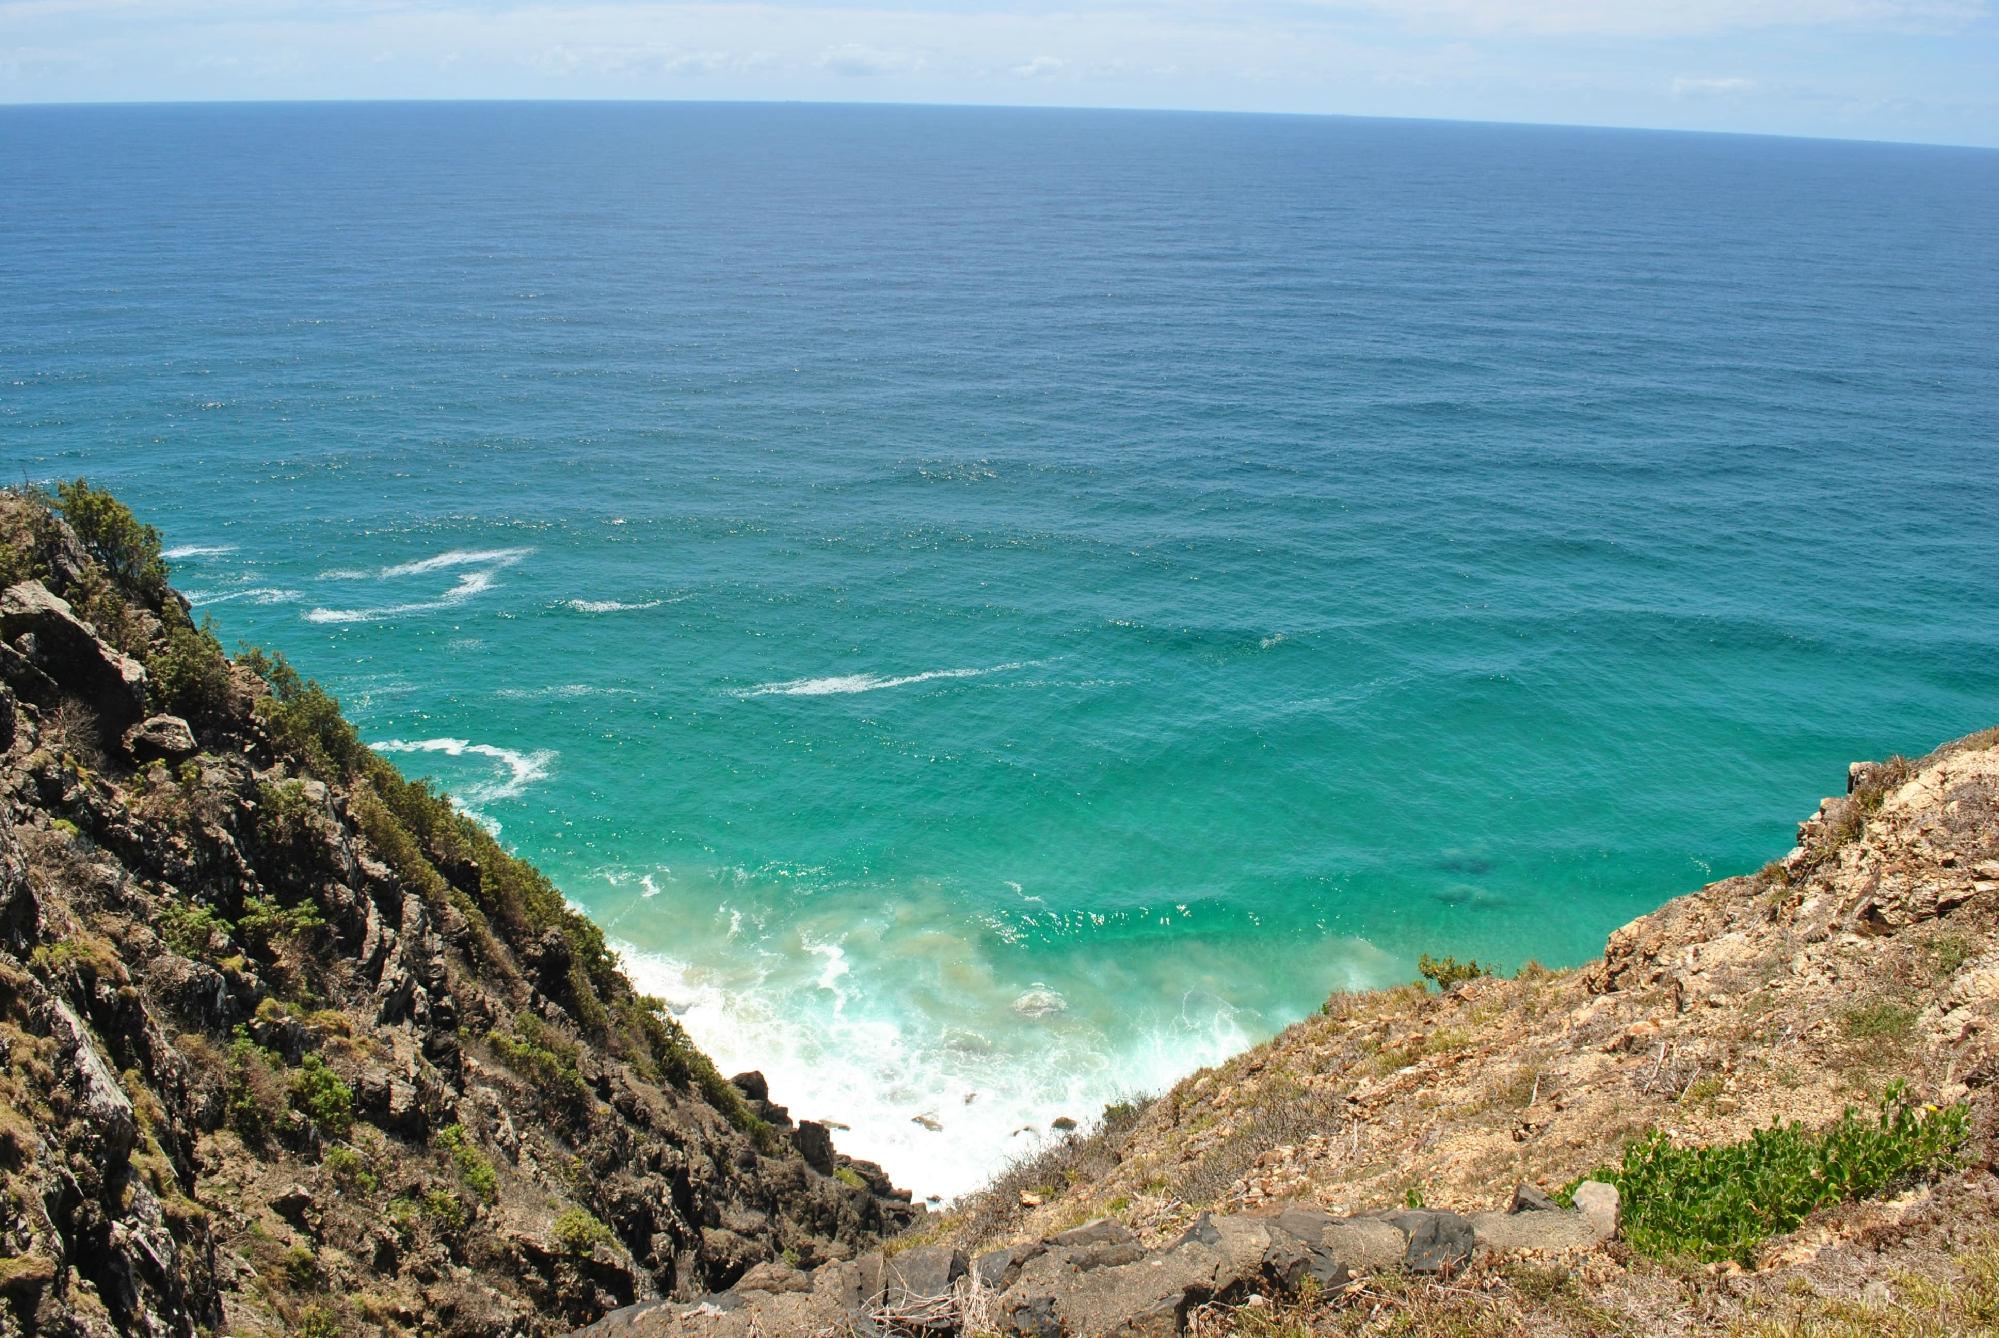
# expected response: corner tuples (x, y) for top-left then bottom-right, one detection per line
(5, 100), (1996, 1200)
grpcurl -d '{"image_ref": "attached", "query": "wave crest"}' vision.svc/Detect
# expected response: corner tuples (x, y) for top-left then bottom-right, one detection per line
(733, 662), (1030, 699)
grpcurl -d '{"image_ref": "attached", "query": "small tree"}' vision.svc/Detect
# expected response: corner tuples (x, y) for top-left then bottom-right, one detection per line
(1418, 953), (1489, 992)
(53, 479), (168, 599)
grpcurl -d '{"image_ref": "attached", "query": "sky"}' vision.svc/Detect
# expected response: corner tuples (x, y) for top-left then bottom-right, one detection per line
(1, 1), (1996, 146)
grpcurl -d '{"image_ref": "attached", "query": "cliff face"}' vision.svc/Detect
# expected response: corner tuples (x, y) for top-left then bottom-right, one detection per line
(0, 488), (917, 1338)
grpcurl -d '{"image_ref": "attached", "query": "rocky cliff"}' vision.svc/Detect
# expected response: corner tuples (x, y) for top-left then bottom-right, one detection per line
(589, 729), (1999, 1334)
(0, 485), (918, 1337)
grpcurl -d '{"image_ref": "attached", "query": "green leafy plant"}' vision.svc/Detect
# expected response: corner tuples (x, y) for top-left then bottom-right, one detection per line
(288, 1054), (354, 1139)
(159, 899), (232, 957)
(52, 478), (168, 599)
(225, 1031), (287, 1146)
(553, 1206), (614, 1256)
(422, 1187), (469, 1236)
(237, 893), (327, 951)
(1844, 1001), (1918, 1040)
(1417, 953), (1488, 991)
(435, 1124), (499, 1203)
(488, 1013), (590, 1105)
(1583, 1082), (1966, 1265)
(148, 614), (232, 721)
(321, 1145), (379, 1195)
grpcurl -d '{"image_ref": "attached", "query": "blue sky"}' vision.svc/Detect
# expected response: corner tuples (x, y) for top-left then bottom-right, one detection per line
(3, 0), (1995, 146)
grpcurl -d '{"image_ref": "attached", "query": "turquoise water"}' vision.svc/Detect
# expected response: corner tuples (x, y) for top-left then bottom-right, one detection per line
(5, 103), (1998, 1198)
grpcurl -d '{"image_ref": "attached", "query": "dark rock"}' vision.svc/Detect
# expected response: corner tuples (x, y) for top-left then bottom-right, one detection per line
(272, 1183), (315, 1229)
(1173, 1211), (1223, 1248)
(884, 1245), (966, 1303)
(1261, 1234), (1349, 1293)
(730, 1071), (770, 1104)
(0, 580), (148, 731)
(973, 1245), (1029, 1292)
(1051, 1219), (1139, 1250)
(1509, 1183), (1560, 1214)
(791, 1120), (835, 1175)
(1002, 1291), (1063, 1338)
(1385, 1210), (1476, 1274)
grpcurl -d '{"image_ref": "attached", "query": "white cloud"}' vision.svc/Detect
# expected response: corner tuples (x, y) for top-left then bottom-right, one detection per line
(818, 41), (924, 76)
(1316, 0), (1987, 38)
(1671, 75), (1758, 97)
(1011, 54), (1065, 78)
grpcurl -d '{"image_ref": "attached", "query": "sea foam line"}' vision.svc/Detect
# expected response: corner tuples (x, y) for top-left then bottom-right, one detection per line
(561, 597), (665, 613)
(306, 547), (530, 624)
(733, 662), (1030, 699)
(368, 737), (554, 806)
(163, 543), (236, 559)
(380, 547), (531, 578)
(185, 586), (300, 606)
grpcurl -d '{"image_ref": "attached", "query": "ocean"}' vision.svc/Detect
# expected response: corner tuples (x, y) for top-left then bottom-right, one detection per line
(4, 102), (1996, 1199)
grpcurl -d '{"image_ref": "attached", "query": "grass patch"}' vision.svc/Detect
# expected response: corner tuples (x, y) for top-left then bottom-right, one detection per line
(1843, 1001), (1918, 1041)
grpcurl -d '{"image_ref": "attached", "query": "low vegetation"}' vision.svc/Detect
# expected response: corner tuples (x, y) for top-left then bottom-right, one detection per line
(1580, 1083), (1967, 1266)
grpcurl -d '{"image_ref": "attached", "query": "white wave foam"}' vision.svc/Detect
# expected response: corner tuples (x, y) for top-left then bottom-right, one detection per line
(379, 547), (531, 578)
(317, 567), (372, 581)
(561, 597), (665, 613)
(493, 683), (628, 700)
(368, 737), (554, 807)
(614, 933), (1265, 1204)
(185, 586), (300, 606)
(734, 662), (1030, 699)
(307, 548), (530, 624)
(163, 543), (236, 559)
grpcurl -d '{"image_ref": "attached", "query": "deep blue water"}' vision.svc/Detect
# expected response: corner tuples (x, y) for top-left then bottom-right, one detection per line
(4, 102), (1997, 1196)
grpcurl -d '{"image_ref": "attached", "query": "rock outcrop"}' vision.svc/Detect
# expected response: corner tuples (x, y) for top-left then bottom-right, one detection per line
(581, 1185), (1618, 1336)
(0, 490), (916, 1337)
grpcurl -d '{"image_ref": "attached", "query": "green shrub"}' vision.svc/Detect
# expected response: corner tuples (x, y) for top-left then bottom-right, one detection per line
(423, 1188), (469, 1236)
(237, 893), (327, 951)
(148, 615), (232, 721)
(834, 1166), (868, 1191)
(1417, 953), (1488, 991)
(160, 899), (232, 957)
(552, 1206), (613, 1256)
(288, 1054), (354, 1139)
(322, 1145), (379, 1194)
(52, 478), (167, 600)
(1584, 1082), (1966, 1265)
(225, 1032), (287, 1145)
(295, 1306), (341, 1338)
(488, 1013), (589, 1105)
(435, 1124), (499, 1202)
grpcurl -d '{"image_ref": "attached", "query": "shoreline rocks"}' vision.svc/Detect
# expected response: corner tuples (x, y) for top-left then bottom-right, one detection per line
(578, 1182), (1618, 1336)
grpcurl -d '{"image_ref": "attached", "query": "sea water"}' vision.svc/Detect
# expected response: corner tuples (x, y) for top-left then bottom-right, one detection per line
(4, 103), (1997, 1199)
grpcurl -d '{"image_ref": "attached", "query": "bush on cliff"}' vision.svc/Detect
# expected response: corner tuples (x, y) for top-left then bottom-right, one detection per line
(52, 478), (169, 601)
(1586, 1081), (1967, 1265)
